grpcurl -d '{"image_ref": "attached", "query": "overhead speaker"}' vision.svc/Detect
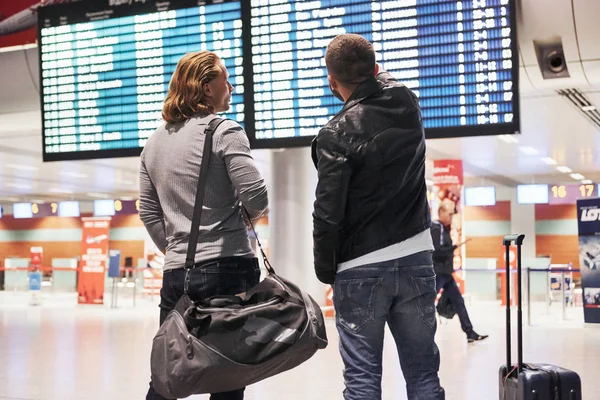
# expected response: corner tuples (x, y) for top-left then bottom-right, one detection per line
(533, 37), (570, 79)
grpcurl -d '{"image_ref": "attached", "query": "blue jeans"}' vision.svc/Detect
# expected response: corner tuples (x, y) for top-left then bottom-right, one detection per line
(333, 252), (445, 400)
(435, 274), (473, 334)
(146, 257), (261, 400)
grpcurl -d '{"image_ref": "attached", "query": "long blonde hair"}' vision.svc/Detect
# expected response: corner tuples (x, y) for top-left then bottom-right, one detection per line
(162, 51), (221, 123)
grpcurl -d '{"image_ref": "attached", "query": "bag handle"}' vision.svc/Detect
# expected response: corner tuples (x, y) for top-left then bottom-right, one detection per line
(183, 307), (212, 330)
(503, 234), (525, 375)
(184, 117), (228, 294)
(245, 286), (304, 307)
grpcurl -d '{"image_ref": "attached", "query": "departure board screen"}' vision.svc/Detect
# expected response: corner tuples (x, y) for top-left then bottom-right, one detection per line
(38, 0), (243, 161)
(38, 0), (520, 159)
(249, 0), (519, 147)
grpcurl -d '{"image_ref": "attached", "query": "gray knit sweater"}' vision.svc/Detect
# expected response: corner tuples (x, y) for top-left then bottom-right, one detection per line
(139, 114), (268, 271)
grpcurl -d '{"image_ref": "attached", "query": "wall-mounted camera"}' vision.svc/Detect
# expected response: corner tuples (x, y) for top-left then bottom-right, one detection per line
(534, 37), (570, 79)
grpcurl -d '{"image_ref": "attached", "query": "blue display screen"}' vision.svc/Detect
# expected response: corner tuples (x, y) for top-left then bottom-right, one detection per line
(251, 0), (518, 142)
(93, 199), (116, 216)
(38, 0), (519, 158)
(58, 201), (81, 217)
(38, 0), (243, 161)
(465, 186), (496, 206)
(13, 203), (34, 219)
(517, 184), (549, 205)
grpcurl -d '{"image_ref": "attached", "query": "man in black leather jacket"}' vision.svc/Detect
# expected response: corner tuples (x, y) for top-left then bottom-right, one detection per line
(312, 34), (444, 400)
(432, 204), (488, 343)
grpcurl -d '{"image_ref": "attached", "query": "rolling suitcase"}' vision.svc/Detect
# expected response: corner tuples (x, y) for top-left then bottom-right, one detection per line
(499, 234), (582, 400)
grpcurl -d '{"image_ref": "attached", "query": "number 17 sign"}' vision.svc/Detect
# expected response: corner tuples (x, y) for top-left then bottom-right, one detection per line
(549, 184), (597, 205)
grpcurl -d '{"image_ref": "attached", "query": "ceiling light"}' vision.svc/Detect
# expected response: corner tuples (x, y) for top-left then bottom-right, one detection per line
(61, 171), (88, 179)
(570, 173), (585, 180)
(5, 163), (38, 172)
(6, 183), (32, 189)
(120, 196), (136, 201)
(556, 166), (572, 173)
(120, 180), (135, 186)
(30, 199), (46, 203)
(581, 180), (593, 184)
(87, 192), (110, 198)
(49, 188), (74, 194)
(0, 196), (20, 202)
(541, 157), (557, 165)
(497, 135), (519, 144)
(519, 146), (539, 155)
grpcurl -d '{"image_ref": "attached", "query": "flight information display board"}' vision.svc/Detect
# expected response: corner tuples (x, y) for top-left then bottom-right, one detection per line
(249, 0), (519, 147)
(38, 0), (244, 161)
(38, 0), (519, 158)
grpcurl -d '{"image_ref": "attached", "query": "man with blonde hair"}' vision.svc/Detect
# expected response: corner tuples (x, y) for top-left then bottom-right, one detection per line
(140, 51), (268, 400)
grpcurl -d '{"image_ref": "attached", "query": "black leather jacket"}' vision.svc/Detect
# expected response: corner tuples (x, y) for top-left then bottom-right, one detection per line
(430, 220), (457, 275)
(311, 71), (431, 284)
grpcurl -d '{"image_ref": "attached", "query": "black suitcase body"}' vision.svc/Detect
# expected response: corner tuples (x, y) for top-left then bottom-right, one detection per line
(499, 364), (581, 400)
(499, 234), (582, 400)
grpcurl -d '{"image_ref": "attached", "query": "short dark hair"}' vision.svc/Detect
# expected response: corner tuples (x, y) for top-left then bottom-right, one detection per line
(325, 34), (375, 84)
(439, 204), (454, 215)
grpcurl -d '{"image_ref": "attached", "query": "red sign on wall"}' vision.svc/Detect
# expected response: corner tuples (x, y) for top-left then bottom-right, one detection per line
(500, 245), (518, 306)
(78, 217), (111, 304)
(0, 1), (40, 49)
(433, 159), (464, 186)
(30, 246), (43, 269)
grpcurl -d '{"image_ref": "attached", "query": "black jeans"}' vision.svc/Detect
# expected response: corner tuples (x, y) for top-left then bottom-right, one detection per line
(435, 273), (473, 334)
(146, 256), (261, 400)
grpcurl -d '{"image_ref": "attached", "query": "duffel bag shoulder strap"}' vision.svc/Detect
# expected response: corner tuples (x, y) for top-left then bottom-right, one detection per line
(184, 117), (228, 293)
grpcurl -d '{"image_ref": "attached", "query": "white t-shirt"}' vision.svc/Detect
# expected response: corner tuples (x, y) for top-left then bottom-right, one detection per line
(337, 228), (434, 273)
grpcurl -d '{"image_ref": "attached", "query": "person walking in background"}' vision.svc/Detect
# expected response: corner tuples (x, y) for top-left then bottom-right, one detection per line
(431, 204), (488, 343)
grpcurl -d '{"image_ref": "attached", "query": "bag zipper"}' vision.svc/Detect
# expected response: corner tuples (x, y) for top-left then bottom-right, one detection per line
(193, 297), (280, 313)
(186, 335), (194, 360)
(551, 370), (560, 400)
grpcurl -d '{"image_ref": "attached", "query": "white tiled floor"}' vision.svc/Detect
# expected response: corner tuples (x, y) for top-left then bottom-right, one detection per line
(0, 292), (598, 400)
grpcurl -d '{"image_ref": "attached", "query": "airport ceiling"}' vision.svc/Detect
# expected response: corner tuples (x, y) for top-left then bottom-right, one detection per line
(1, 0), (600, 202)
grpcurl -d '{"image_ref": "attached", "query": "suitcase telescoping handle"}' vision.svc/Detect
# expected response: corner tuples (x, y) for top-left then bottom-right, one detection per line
(503, 234), (525, 374)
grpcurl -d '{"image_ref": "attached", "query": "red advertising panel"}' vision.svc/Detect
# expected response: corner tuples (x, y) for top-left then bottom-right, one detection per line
(432, 160), (465, 293)
(30, 246), (43, 269)
(0, 1), (40, 48)
(433, 160), (464, 186)
(500, 245), (518, 306)
(78, 217), (111, 304)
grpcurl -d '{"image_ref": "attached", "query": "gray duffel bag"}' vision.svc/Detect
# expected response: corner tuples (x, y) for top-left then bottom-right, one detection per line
(150, 270), (328, 398)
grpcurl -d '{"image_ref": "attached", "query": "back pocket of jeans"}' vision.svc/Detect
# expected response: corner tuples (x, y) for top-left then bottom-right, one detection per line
(188, 264), (250, 298)
(410, 276), (437, 329)
(334, 278), (382, 334)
